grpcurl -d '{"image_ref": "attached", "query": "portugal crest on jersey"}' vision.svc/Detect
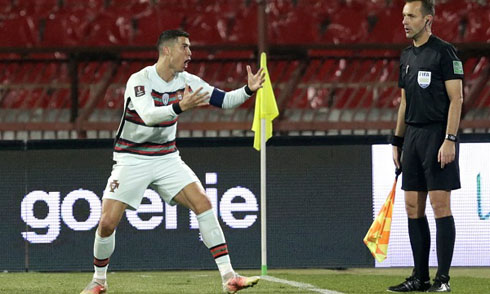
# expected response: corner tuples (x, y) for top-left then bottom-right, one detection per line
(162, 93), (170, 105)
(417, 71), (431, 89)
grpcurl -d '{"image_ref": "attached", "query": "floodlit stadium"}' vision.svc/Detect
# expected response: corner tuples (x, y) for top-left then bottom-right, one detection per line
(1, 0), (490, 293)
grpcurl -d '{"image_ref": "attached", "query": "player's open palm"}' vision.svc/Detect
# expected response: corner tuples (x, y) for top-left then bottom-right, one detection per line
(247, 66), (266, 92)
(179, 85), (210, 111)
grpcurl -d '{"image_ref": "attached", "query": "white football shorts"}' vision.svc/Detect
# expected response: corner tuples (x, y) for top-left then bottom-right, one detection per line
(102, 153), (199, 210)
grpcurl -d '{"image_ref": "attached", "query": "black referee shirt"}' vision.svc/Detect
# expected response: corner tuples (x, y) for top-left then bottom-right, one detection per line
(398, 35), (464, 125)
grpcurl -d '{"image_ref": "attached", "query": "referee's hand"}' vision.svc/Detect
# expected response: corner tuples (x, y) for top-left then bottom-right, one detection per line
(392, 145), (402, 170)
(438, 140), (456, 169)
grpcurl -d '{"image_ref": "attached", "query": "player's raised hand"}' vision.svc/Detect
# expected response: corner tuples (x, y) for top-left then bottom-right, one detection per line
(179, 85), (209, 111)
(247, 66), (265, 92)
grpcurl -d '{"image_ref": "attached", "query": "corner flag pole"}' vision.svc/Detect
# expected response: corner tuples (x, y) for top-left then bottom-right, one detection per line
(260, 118), (267, 276)
(252, 52), (278, 276)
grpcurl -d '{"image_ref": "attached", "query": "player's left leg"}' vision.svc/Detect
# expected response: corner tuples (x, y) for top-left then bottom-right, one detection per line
(174, 182), (259, 293)
(427, 190), (454, 292)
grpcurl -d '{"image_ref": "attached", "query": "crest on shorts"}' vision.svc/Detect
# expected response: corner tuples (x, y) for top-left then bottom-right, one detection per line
(417, 71), (431, 89)
(162, 93), (170, 105)
(134, 85), (145, 97)
(109, 180), (119, 192)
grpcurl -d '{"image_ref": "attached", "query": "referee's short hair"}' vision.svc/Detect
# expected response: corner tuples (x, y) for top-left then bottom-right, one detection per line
(405, 0), (435, 16)
(156, 30), (190, 53)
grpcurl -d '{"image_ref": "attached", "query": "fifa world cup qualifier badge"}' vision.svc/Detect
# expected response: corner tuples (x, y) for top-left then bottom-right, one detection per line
(453, 61), (464, 74)
(134, 85), (145, 97)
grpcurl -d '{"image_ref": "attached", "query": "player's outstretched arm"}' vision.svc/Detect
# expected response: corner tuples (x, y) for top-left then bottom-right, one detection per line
(216, 66), (266, 109)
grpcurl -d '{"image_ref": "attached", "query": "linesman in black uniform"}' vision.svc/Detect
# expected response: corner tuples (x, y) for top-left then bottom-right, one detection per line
(389, 0), (463, 292)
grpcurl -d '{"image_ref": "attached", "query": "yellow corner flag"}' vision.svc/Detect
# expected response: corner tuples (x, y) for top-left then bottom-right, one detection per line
(252, 52), (279, 151)
(363, 173), (399, 262)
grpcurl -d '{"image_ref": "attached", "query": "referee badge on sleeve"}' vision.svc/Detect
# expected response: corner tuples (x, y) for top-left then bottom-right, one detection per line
(417, 71), (431, 89)
(453, 61), (464, 74)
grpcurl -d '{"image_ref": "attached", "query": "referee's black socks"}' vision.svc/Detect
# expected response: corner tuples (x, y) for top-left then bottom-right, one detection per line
(408, 216), (431, 281)
(435, 215), (455, 278)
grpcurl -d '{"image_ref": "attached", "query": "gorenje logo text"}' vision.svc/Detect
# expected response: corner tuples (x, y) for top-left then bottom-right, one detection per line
(21, 173), (258, 244)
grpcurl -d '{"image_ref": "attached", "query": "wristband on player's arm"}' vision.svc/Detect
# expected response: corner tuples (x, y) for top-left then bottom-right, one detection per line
(172, 102), (183, 114)
(390, 135), (404, 148)
(244, 85), (254, 95)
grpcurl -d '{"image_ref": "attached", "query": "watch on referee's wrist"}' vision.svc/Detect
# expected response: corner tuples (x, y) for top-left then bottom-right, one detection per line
(445, 134), (457, 142)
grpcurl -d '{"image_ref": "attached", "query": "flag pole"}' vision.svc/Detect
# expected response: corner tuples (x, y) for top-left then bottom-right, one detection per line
(260, 118), (267, 276)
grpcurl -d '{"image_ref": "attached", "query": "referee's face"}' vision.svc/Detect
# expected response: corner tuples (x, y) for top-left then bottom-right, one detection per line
(402, 1), (427, 40)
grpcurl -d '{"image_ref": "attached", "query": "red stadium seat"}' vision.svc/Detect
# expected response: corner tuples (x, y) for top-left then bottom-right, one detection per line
(133, 9), (184, 45)
(464, 8), (490, 42)
(42, 8), (96, 46)
(82, 11), (132, 46)
(183, 11), (226, 44)
(368, 9), (406, 44)
(0, 16), (38, 47)
(320, 7), (369, 44)
(227, 9), (257, 44)
(15, 0), (59, 18)
(268, 7), (319, 44)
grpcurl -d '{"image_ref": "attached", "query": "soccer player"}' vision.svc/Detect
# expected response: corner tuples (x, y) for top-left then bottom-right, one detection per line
(388, 0), (463, 292)
(80, 29), (264, 294)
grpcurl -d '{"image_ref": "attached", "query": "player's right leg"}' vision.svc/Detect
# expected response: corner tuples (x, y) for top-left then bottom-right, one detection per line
(81, 160), (151, 293)
(80, 199), (128, 294)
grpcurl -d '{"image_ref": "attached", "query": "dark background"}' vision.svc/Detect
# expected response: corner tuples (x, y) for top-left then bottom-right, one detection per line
(2, 136), (378, 271)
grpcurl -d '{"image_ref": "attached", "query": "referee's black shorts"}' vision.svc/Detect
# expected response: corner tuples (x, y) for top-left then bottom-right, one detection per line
(401, 123), (461, 191)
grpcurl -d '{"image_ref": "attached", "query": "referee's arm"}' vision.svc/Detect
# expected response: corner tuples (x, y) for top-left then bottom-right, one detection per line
(392, 89), (407, 170)
(438, 79), (463, 168)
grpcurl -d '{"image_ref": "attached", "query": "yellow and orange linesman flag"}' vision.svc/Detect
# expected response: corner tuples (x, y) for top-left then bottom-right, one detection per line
(363, 171), (400, 262)
(252, 52), (279, 151)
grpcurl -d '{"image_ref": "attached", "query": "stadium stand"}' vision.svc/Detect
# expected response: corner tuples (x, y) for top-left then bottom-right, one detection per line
(0, 0), (489, 139)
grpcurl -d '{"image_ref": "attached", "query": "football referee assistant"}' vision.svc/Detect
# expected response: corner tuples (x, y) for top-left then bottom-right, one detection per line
(389, 0), (463, 292)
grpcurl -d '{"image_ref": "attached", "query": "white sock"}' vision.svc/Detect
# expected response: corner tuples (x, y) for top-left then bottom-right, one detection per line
(93, 230), (116, 281)
(197, 209), (235, 281)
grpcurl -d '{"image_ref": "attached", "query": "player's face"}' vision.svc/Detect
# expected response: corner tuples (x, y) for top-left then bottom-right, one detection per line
(169, 37), (192, 72)
(402, 2), (427, 39)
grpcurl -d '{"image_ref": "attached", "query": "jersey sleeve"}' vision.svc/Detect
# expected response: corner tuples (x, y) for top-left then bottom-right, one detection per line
(126, 73), (177, 126)
(398, 63), (405, 89)
(398, 51), (407, 89)
(184, 72), (251, 109)
(440, 44), (464, 81)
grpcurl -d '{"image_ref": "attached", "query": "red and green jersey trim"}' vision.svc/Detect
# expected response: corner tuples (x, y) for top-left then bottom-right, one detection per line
(114, 138), (177, 156)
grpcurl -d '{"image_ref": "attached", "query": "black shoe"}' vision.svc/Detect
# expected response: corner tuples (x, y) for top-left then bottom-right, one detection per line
(427, 275), (451, 292)
(387, 275), (431, 292)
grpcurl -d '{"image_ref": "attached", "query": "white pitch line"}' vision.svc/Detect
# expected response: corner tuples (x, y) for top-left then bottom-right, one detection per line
(262, 275), (344, 294)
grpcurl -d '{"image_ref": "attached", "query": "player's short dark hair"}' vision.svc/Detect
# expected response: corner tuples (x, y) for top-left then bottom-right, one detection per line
(405, 0), (435, 16)
(156, 29), (190, 52)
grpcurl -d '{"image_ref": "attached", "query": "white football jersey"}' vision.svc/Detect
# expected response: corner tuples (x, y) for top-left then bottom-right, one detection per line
(113, 64), (250, 163)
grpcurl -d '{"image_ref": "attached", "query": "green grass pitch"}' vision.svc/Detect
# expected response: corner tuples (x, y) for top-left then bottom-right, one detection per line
(0, 268), (488, 293)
